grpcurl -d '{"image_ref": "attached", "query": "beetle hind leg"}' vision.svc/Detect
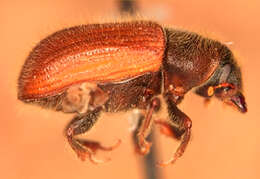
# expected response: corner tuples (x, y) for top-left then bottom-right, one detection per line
(65, 107), (120, 164)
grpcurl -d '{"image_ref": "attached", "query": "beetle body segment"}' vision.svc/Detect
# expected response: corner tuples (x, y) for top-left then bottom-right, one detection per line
(18, 21), (165, 100)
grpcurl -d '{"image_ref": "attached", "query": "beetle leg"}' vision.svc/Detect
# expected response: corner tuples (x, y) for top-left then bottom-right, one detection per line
(157, 95), (192, 167)
(65, 106), (121, 164)
(133, 97), (160, 155)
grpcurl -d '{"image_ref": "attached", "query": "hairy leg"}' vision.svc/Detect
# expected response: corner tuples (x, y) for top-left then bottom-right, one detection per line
(65, 107), (120, 164)
(157, 95), (192, 166)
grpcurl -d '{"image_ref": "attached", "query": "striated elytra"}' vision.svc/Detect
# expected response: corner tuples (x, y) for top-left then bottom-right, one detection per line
(18, 21), (165, 100)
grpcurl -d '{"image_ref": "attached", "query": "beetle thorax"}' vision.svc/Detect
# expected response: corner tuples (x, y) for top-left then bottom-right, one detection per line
(162, 28), (223, 95)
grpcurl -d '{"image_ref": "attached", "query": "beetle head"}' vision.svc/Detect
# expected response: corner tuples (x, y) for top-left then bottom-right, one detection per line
(195, 49), (247, 113)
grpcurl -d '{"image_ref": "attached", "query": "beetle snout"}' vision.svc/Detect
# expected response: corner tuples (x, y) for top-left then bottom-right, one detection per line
(230, 91), (247, 113)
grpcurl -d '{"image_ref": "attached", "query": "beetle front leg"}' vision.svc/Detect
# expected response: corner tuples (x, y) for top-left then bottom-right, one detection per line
(157, 95), (192, 166)
(133, 97), (161, 155)
(65, 106), (121, 164)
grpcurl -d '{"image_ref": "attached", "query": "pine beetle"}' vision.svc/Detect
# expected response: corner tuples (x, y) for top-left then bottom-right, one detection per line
(18, 20), (247, 166)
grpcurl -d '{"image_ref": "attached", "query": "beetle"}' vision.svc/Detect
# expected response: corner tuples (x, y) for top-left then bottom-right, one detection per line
(18, 20), (247, 166)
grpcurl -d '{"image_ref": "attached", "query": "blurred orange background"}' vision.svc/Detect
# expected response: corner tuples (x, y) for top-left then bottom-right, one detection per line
(1, 0), (259, 179)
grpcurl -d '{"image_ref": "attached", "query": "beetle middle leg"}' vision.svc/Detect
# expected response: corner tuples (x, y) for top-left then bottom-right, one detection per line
(156, 95), (192, 166)
(65, 106), (121, 164)
(132, 97), (161, 155)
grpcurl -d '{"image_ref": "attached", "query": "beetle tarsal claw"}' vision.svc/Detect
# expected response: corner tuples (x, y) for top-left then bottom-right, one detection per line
(135, 134), (152, 155)
(139, 140), (152, 155)
(101, 139), (122, 151)
(77, 149), (111, 164)
(73, 139), (121, 164)
(156, 156), (177, 167)
(78, 139), (121, 152)
(89, 155), (111, 164)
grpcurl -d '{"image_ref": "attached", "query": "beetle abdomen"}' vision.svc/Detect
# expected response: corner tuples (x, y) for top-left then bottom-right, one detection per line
(18, 21), (165, 100)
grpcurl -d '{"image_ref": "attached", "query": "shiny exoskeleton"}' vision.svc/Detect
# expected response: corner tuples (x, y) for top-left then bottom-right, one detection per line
(18, 21), (247, 166)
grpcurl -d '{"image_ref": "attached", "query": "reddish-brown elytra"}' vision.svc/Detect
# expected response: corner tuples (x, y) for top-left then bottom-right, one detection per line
(18, 20), (247, 166)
